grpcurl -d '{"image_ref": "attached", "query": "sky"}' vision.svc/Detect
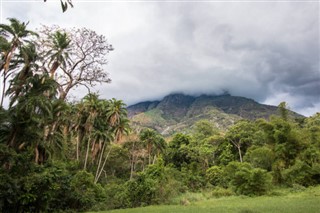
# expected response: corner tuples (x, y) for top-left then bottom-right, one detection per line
(1, 0), (319, 116)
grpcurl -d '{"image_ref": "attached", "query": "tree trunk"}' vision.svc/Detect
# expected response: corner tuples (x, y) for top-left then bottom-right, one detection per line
(0, 76), (6, 108)
(76, 134), (80, 161)
(129, 142), (135, 180)
(237, 145), (243, 163)
(35, 145), (39, 164)
(94, 141), (106, 182)
(148, 143), (152, 165)
(50, 61), (59, 78)
(95, 145), (112, 183)
(3, 46), (16, 73)
(8, 130), (17, 147)
(83, 136), (91, 170)
(152, 155), (157, 165)
(130, 159), (134, 180)
(230, 140), (243, 163)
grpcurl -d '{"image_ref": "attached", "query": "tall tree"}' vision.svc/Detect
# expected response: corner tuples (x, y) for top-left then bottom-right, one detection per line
(225, 120), (258, 163)
(37, 26), (113, 100)
(45, 31), (71, 79)
(278, 102), (289, 121)
(0, 18), (38, 107)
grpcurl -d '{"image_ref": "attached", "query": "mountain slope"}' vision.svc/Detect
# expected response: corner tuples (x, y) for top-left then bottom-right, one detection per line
(127, 93), (302, 135)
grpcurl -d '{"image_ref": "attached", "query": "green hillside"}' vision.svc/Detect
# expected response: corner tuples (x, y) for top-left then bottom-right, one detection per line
(128, 93), (302, 135)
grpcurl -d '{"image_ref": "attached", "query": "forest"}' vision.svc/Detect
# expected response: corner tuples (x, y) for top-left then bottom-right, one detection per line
(0, 18), (320, 212)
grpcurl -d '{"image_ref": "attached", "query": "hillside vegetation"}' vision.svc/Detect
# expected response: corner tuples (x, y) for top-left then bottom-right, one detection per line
(128, 93), (302, 135)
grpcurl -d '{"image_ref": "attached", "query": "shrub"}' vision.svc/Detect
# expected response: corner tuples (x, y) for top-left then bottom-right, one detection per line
(282, 160), (320, 187)
(103, 182), (130, 210)
(125, 173), (157, 207)
(244, 146), (274, 171)
(206, 166), (224, 186)
(121, 162), (187, 208)
(223, 161), (272, 196)
(232, 167), (272, 196)
(69, 171), (105, 211)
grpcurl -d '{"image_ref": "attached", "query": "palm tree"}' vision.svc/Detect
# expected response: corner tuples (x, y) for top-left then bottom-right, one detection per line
(44, 99), (70, 160)
(15, 74), (58, 164)
(93, 129), (113, 183)
(44, 30), (71, 78)
(2, 73), (63, 164)
(72, 102), (86, 161)
(113, 117), (130, 143)
(6, 43), (39, 105)
(107, 98), (127, 127)
(81, 93), (100, 170)
(94, 98), (130, 183)
(0, 18), (37, 73)
(152, 135), (166, 164)
(140, 128), (160, 165)
(0, 36), (11, 108)
(0, 35), (11, 72)
(0, 18), (38, 107)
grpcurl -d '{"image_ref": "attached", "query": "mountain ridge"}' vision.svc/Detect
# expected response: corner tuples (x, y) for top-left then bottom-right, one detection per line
(127, 93), (302, 135)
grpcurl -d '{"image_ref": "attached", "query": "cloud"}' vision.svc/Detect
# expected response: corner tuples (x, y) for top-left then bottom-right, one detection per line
(2, 1), (319, 116)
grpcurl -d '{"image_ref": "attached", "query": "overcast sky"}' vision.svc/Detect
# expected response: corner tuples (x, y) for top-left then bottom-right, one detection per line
(1, 0), (319, 116)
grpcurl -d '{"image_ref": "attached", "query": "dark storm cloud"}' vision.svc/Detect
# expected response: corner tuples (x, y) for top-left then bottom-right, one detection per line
(2, 1), (319, 116)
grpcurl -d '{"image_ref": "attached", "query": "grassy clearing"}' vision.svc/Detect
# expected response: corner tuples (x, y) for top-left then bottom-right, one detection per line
(89, 186), (320, 213)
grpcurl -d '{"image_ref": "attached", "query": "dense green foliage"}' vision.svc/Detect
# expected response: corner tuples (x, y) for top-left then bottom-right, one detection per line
(1, 18), (319, 212)
(0, 18), (127, 212)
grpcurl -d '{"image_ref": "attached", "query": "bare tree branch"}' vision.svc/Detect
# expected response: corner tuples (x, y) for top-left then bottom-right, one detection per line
(37, 26), (113, 100)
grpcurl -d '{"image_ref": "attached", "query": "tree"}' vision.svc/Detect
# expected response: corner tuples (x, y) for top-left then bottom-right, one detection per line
(225, 120), (258, 163)
(278, 102), (289, 121)
(6, 43), (39, 105)
(165, 133), (192, 169)
(45, 31), (72, 79)
(192, 119), (218, 141)
(37, 26), (113, 100)
(140, 128), (165, 165)
(244, 146), (275, 171)
(107, 99), (128, 130)
(81, 93), (101, 170)
(0, 18), (38, 107)
(1, 72), (66, 164)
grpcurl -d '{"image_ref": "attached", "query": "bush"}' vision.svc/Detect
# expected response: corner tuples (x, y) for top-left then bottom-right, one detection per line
(155, 166), (186, 204)
(223, 161), (251, 183)
(119, 162), (187, 208)
(223, 161), (272, 196)
(69, 171), (105, 211)
(206, 166), (224, 186)
(232, 167), (272, 196)
(179, 162), (207, 191)
(282, 160), (320, 187)
(244, 146), (274, 171)
(0, 160), (77, 212)
(125, 173), (157, 207)
(104, 182), (130, 209)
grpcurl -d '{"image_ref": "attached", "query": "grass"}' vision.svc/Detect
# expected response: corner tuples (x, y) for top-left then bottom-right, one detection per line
(88, 186), (320, 213)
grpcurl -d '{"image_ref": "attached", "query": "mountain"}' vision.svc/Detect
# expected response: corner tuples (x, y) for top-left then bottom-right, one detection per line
(127, 93), (303, 136)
